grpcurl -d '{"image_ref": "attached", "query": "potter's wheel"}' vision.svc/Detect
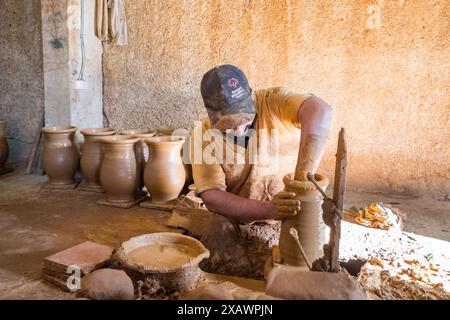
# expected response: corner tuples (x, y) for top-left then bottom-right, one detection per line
(115, 233), (210, 295)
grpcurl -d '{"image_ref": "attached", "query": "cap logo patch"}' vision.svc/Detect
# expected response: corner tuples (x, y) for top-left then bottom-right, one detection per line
(228, 78), (240, 89)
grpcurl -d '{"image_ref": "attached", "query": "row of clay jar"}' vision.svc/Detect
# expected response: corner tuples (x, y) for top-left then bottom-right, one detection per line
(41, 126), (190, 205)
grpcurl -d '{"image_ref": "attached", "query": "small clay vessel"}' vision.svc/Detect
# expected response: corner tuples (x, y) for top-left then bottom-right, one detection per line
(41, 126), (80, 186)
(0, 120), (9, 171)
(279, 173), (329, 267)
(98, 135), (140, 203)
(80, 128), (116, 191)
(144, 136), (186, 203)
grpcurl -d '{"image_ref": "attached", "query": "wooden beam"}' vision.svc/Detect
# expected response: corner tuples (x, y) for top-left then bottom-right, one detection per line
(329, 128), (347, 271)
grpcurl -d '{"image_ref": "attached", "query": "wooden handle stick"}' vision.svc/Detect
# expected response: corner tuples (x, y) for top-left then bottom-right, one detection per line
(289, 227), (312, 270)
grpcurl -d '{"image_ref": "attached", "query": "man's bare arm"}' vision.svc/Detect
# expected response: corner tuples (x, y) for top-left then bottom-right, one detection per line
(200, 189), (300, 224)
(200, 189), (274, 224)
(295, 96), (333, 180)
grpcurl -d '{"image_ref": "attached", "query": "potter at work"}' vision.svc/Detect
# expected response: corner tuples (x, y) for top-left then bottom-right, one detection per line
(2, 0), (448, 303)
(192, 65), (333, 278)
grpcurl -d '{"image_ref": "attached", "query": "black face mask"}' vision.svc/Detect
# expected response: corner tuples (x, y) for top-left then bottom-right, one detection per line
(223, 114), (257, 149)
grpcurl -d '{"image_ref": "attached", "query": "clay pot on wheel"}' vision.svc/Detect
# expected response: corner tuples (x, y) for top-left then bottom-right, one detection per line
(144, 136), (186, 203)
(0, 120), (9, 172)
(80, 128), (116, 191)
(279, 173), (329, 267)
(41, 126), (80, 186)
(98, 135), (140, 204)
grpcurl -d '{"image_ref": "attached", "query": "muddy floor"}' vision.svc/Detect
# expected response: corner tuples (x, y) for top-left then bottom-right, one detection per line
(0, 167), (449, 299)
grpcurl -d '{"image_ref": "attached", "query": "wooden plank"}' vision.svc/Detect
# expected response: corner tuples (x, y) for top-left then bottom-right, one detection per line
(329, 128), (347, 271)
(26, 114), (44, 174)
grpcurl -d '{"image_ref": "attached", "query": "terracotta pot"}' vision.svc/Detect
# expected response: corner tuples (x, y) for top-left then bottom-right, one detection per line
(98, 135), (140, 203)
(41, 126), (80, 185)
(119, 130), (156, 192)
(0, 120), (9, 170)
(162, 128), (193, 188)
(80, 128), (116, 190)
(144, 136), (186, 203)
(119, 129), (156, 164)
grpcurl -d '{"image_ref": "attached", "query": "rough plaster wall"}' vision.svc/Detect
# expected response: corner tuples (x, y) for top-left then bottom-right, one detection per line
(0, 0), (44, 162)
(103, 0), (450, 198)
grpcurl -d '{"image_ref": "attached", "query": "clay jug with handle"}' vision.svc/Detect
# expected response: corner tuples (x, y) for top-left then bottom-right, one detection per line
(98, 135), (140, 203)
(119, 130), (156, 193)
(80, 128), (116, 191)
(41, 126), (80, 185)
(144, 136), (186, 203)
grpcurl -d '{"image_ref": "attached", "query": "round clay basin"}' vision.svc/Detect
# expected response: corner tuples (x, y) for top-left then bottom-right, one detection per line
(41, 126), (77, 134)
(115, 232), (210, 295)
(116, 232), (209, 273)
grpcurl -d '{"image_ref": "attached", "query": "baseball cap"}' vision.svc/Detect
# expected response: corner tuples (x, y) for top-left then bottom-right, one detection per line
(200, 65), (256, 127)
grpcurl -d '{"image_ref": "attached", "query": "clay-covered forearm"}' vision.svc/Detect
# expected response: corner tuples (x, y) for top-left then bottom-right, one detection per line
(199, 189), (274, 224)
(295, 97), (333, 181)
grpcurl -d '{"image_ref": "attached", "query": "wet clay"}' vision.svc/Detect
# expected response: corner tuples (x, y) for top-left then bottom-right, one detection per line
(200, 214), (280, 280)
(279, 173), (329, 267)
(116, 232), (209, 272)
(80, 128), (116, 191)
(78, 268), (135, 300)
(41, 126), (79, 186)
(97, 135), (140, 203)
(127, 243), (197, 270)
(144, 136), (185, 203)
(0, 120), (9, 171)
(115, 233), (209, 295)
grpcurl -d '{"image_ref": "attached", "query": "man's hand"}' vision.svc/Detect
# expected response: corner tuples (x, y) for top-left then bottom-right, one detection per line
(270, 191), (301, 220)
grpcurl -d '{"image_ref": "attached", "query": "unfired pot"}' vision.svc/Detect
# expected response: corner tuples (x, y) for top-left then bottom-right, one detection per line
(158, 128), (193, 188)
(119, 130), (156, 192)
(279, 173), (329, 267)
(144, 136), (186, 203)
(98, 135), (140, 203)
(80, 128), (116, 190)
(0, 120), (9, 171)
(41, 126), (79, 185)
(119, 129), (156, 164)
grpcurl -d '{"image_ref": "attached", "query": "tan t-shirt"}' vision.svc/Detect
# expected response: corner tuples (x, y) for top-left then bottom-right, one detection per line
(191, 87), (312, 201)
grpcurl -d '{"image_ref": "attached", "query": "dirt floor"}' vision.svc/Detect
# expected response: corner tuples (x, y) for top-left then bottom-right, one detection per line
(0, 167), (449, 299)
